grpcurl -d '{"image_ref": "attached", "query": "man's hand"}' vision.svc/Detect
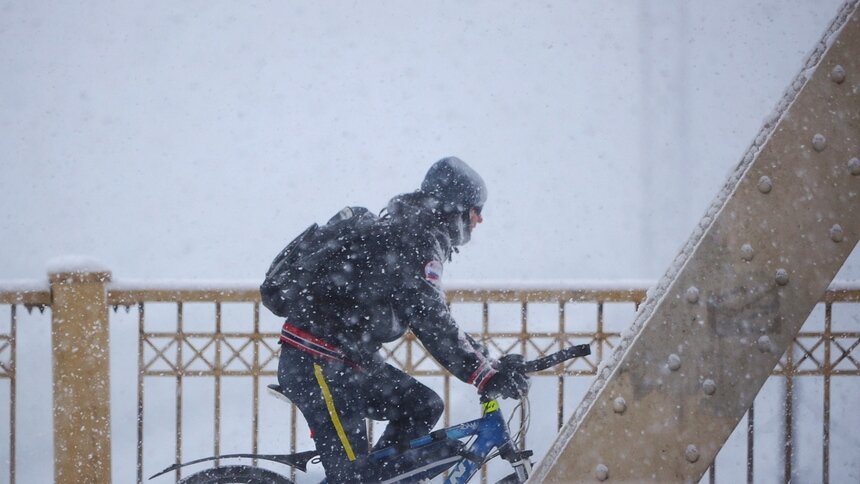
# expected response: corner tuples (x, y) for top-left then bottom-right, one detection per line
(481, 354), (529, 400)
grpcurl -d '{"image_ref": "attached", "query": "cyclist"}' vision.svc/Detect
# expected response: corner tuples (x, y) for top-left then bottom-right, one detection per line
(275, 157), (529, 483)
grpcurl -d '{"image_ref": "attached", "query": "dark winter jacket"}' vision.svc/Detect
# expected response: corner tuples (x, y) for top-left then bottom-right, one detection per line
(279, 192), (497, 391)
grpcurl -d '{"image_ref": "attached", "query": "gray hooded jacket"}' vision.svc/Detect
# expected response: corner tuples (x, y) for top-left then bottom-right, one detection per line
(278, 192), (497, 391)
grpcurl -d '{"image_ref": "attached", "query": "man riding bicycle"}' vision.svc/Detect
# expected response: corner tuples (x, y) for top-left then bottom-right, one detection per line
(267, 157), (529, 483)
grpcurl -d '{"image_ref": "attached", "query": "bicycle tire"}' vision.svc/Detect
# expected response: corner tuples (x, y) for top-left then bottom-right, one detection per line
(178, 465), (295, 484)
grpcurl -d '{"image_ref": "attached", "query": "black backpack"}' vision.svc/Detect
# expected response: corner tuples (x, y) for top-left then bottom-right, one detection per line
(260, 206), (379, 317)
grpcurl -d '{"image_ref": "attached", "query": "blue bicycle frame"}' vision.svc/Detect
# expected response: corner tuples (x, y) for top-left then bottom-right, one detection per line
(366, 398), (526, 484)
(326, 345), (592, 483)
(151, 345), (590, 483)
(149, 396), (525, 484)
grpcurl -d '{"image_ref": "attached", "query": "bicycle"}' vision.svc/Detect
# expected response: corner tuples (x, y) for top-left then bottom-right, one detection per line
(150, 343), (591, 484)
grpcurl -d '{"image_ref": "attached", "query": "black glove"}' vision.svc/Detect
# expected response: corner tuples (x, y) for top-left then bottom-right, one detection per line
(481, 354), (529, 400)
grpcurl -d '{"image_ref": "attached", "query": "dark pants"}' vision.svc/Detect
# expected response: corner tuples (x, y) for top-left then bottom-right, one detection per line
(277, 343), (445, 483)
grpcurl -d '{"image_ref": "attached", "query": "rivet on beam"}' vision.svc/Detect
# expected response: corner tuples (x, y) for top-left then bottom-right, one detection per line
(741, 243), (755, 262)
(668, 354), (682, 371)
(612, 397), (627, 414)
(595, 464), (609, 481)
(686, 286), (700, 304)
(848, 157), (860, 176)
(830, 224), (844, 243)
(757, 176), (773, 194)
(812, 133), (827, 152)
(775, 269), (790, 286)
(702, 379), (717, 395)
(757, 335), (772, 353)
(830, 64), (846, 84)
(685, 444), (700, 463)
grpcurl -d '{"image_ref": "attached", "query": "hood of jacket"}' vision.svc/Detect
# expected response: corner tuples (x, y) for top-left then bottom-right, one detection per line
(386, 191), (456, 260)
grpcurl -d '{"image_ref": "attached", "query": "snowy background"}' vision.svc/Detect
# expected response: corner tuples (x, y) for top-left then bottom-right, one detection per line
(1, 0), (859, 482)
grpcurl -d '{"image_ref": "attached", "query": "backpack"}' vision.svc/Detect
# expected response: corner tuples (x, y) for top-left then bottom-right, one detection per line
(260, 206), (379, 317)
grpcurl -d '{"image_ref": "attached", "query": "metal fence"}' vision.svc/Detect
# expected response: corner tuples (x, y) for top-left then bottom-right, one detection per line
(0, 287), (50, 484)
(0, 284), (858, 483)
(118, 286), (646, 483)
(115, 284), (860, 483)
(0, 305), (16, 484)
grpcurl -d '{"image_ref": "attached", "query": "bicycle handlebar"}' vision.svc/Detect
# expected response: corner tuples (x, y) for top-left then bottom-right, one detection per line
(522, 344), (591, 373)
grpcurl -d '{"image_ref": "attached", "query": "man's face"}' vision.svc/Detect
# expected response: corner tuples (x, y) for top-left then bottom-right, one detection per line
(469, 207), (483, 231)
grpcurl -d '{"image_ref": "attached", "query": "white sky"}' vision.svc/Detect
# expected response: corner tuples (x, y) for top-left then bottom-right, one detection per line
(2, 2), (859, 483)
(2, 0), (855, 284)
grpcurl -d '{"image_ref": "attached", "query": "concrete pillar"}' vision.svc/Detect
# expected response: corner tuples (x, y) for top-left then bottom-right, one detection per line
(50, 269), (112, 483)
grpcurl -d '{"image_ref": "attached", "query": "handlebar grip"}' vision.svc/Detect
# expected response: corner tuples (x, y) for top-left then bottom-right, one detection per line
(523, 344), (591, 373)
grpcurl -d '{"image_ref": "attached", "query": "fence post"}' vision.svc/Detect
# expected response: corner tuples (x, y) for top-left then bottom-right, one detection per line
(49, 268), (112, 483)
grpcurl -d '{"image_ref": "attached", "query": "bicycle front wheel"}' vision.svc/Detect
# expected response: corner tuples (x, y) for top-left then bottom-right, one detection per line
(178, 465), (295, 484)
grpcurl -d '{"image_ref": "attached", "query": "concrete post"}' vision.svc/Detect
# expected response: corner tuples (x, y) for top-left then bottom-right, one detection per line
(50, 269), (112, 483)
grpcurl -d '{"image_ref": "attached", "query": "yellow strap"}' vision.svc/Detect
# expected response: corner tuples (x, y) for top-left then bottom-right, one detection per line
(313, 363), (356, 461)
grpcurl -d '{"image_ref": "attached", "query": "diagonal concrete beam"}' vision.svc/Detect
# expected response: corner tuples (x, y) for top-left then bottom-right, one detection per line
(530, 1), (860, 482)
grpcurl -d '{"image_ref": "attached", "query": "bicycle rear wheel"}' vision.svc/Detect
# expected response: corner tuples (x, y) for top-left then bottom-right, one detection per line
(178, 465), (295, 484)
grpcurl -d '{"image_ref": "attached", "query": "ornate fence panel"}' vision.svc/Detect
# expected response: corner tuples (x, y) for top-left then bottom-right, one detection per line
(109, 283), (860, 483)
(0, 281), (857, 483)
(0, 287), (51, 484)
(0, 303), (16, 484)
